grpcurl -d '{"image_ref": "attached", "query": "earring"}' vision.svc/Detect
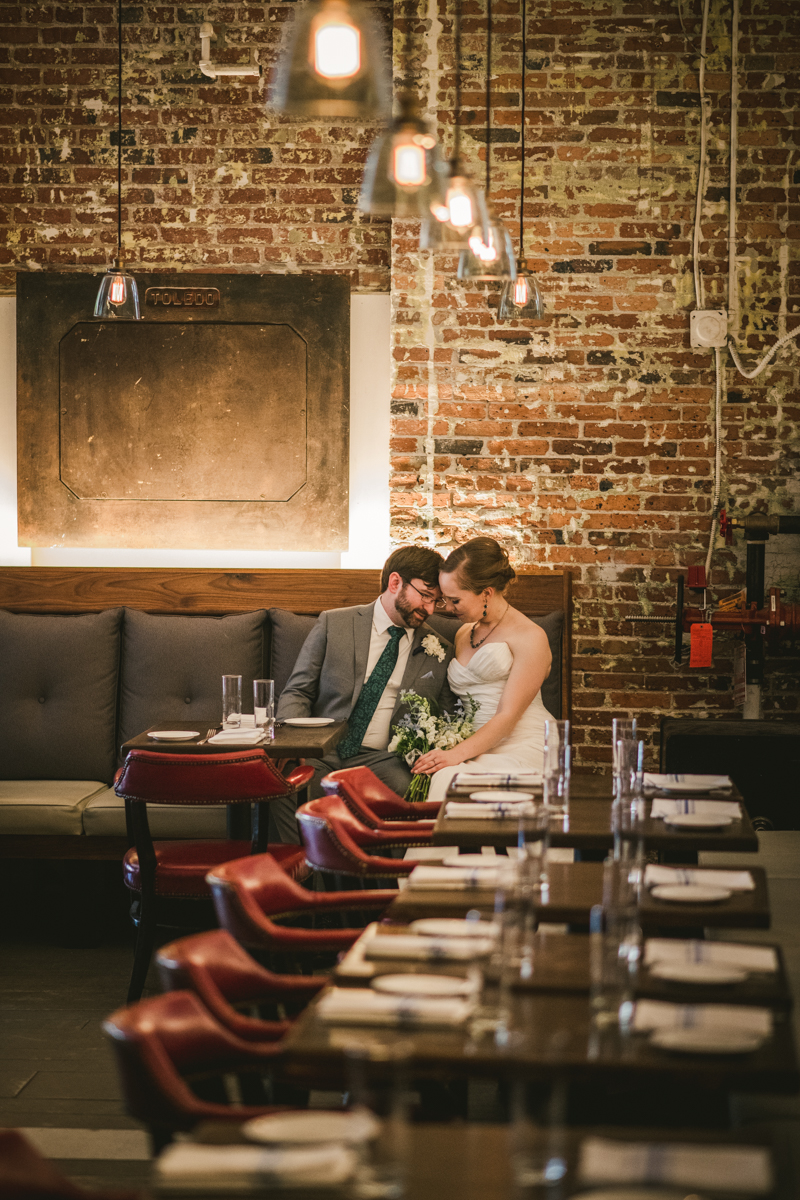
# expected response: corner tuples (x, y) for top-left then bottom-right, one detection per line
(482, 596), (488, 620)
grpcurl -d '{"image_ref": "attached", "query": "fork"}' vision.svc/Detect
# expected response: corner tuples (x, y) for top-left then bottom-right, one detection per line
(197, 728), (217, 745)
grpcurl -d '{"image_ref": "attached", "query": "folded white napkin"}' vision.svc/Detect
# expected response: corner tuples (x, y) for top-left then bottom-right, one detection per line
(445, 801), (526, 820)
(644, 864), (754, 891)
(633, 999), (772, 1036)
(450, 771), (541, 792)
(154, 1143), (356, 1191)
(407, 865), (500, 891)
(651, 798), (741, 819)
(364, 934), (493, 962)
(645, 939), (778, 973)
(578, 1136), (772, 1194)
(644, 772), (732, 792)
(207, 730), (266, 746)
(317, 987), (470, 1027)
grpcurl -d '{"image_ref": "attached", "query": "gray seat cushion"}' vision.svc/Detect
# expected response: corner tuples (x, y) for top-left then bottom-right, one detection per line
(268, 608), (317, 699)
(119, 609), (267, 758)
(0, 780), (107, 835)
(82, 786), (227, 839)
(0, 609), (122, 783)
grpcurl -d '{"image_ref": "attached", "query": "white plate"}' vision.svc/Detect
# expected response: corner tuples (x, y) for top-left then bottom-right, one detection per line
(663, 813), (734, 830)
(648, 961), (749, 985)
(371, 974), (473, 997)
(442, 854), (500, 869)
(657, 776), (730, 794)
(243, 1108), (379, 1145)
(650, 1027), (765, 1055)
(410, 918), (498, 939)
(147, 730), (199, 741)
(283, 717), (336, 727)
(650, 884), (732, 904)
(469, 790), (534, 803)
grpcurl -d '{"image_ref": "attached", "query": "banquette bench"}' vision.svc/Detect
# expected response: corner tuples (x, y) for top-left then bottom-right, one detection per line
(0, 567), (572, 862)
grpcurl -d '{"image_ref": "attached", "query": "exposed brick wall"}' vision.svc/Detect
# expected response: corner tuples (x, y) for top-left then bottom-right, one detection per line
(390, 0), (800, 766)
(0, 1), (391, 290)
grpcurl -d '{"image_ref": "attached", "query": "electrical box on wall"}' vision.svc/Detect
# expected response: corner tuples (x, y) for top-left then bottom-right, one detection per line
(691, 309), (728, 348)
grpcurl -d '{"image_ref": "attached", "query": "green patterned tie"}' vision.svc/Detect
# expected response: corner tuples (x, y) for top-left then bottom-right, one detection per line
(338, 625), (406, 759)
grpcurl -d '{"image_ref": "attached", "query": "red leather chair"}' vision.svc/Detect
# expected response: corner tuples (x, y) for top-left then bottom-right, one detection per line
(0, 1128), (138, 1200)
(321, 764), (441, 820)
(300, 793), (434, 855)
(297, 795), (425, 880)
(103, 990), (290, 1153)
(208, 851), (396, 962)
(156, 928), (326, 1042)
(116, 748), (314, 1002)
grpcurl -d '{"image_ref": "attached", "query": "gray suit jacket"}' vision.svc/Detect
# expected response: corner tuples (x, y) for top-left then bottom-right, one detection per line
(276, 603), (457, 738)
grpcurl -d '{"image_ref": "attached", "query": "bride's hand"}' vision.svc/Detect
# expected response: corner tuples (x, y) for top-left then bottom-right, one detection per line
(412, 747), (465, 775)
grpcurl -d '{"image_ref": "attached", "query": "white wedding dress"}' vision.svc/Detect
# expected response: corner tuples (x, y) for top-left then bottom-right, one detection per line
(427, 640), (553, 804)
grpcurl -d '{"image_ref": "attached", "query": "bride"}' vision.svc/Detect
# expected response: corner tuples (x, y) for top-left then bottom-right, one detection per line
(411, 537), (554, 804)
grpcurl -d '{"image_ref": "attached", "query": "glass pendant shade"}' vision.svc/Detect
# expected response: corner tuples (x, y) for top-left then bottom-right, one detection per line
(457, 209), (516, 282)
(359, 97), (447, 217)
(498, 260), (544, 319)
(93, 261), (141, 319)
(272, 0), (390, 119)
(420, 164), (488, 250)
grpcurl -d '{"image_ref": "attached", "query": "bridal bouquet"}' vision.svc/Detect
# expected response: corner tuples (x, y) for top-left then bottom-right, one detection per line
(389, 690), (479, 802)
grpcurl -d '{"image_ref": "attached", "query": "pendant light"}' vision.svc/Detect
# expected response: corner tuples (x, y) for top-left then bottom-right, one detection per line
(271, 0), (391, 120)
(418, 0), (486, 250)
(498, 0), (544, 318)
(359, 94), (447, 216)
(457, 0), (515, 282)
(94, 0), (140, 320)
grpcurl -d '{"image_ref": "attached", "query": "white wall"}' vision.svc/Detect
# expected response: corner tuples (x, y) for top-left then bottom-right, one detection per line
(0, 292), (391, 569)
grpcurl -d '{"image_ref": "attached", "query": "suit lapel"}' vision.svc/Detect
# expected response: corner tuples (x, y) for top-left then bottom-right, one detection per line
(351, 604), (373, 707)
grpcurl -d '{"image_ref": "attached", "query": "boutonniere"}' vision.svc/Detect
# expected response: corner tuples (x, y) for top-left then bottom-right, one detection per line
(420, 633), (446, 662)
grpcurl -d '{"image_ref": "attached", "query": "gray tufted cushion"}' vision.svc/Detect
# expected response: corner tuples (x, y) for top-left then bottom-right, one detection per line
(119, 609), (267, 758)
(0, 608), (122, 783)
(268, 608), (317, 700)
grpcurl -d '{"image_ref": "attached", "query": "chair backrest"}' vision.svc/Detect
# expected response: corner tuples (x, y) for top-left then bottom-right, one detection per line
(116, 747), (291, 859)
(156, 930), (291, 1042)
(103, 990), (281, 1134)
(321, 765), (440, 820)
(296, 798), (415, 877)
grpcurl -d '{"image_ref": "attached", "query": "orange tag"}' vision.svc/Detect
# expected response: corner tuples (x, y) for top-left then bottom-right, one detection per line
(689, 622), (713, 667)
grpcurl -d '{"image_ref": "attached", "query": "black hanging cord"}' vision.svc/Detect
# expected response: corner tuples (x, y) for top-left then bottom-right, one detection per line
(485, 0), (491, 196)
(519, 0), (526, 253)
(116, 0), (122, 259)
(454, 0), (462, 161)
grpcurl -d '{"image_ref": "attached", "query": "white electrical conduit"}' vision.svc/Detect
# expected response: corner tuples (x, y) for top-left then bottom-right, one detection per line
(705, 345), (723, 578)
(727, 0), (739, 332)
(692, 0), (711, 309)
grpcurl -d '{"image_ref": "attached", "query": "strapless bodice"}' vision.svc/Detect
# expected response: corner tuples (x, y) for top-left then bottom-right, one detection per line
(448, 641), (513, 687)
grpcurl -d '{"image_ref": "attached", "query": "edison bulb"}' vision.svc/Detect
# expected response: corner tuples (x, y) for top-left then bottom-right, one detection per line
(109, 273), (127, 304)
(392, 140), (426, 187)
(311, 4), (361, 79)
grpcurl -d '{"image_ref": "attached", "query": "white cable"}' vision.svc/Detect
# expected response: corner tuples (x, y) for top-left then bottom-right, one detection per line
(728, 0), (739, 330)
(692, 0), (711, 309)
(704, 345), (723, 578)
(728, 325), (800, 379)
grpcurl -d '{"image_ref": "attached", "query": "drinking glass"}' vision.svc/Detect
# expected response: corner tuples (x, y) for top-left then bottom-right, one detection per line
(589, 857), (641, 1032)
(612, 717), (637, 800)
(543, 719), (571, 817)
(345, 1041), (410, 1200)
(221, 674), (242, 728)
(510, 1077), (568, 1189)
(517, 801), (549, 899)
(253, 678), (275, 738)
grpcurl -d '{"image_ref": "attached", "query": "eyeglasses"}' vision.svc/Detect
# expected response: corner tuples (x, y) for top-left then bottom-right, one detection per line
(403, 579), (440, 607)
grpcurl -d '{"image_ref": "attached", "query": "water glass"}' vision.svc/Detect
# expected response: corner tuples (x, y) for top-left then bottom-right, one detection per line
(510, 1078), (568, 1189)
(590, 858), (641, 1031)
(543, 719), (571, 817)
(221, 674), (242, 728)
(611, 717), (637, 799)
(345, 1042), (410, 1200)
(517, 802), (549, 899)
(253, 678), (275, 738)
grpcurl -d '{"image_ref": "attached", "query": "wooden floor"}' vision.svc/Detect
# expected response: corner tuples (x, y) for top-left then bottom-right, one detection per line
(1, 837), (799, 1195)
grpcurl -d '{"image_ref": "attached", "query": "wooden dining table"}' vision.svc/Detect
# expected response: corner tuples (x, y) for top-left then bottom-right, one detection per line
(435, 777), (759, 855)
(121, 718), (347, 760)
(388, 861), (772, 930)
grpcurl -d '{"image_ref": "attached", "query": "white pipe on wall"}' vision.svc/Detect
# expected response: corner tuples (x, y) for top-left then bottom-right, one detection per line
(727, 0), (740, 333)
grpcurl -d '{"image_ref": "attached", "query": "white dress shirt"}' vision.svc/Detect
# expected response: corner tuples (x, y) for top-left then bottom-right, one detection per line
(360, 597), (414, 750)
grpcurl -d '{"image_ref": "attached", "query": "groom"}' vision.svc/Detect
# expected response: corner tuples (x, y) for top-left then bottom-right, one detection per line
(272, 546), (457, 843)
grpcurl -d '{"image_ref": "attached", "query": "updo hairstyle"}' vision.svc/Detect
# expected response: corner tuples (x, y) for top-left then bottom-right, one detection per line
(442, 537), (516, 595)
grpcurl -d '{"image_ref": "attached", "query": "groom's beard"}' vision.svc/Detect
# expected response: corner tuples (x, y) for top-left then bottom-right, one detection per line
(395, 587), (429, 630)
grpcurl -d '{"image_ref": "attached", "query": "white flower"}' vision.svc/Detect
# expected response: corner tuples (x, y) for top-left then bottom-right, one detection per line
(421, 634), (446, 662)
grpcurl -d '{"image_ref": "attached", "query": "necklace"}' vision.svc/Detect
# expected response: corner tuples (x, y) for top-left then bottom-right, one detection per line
(470, 601), (510, 649)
